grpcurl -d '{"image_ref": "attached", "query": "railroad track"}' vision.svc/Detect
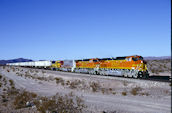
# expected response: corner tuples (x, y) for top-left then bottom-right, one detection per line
(141, 75), (171, 83)
(106, 74), (171, 83)
(2, 66), (171, 83)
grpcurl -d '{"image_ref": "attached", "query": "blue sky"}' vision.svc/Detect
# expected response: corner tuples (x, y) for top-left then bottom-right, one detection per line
(0, 0), (171, 60)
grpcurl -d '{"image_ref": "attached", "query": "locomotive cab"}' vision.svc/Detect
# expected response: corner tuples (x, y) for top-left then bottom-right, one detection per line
(130, 55), (149, 78)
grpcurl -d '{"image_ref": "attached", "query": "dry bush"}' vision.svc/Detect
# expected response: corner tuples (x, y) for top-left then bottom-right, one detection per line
(47, 76), (54, 81)
(29, 69), (34, 73)
(9, 79), (14, 86)
(101, 88), (112, 94)
(25, 74), (32, 78)
(42, 70), (46, 74)
(0, 82), (2, 87)
(3, 88), (6, 91)
(36, 92), (86, 113)
(3, 78), (7, 85)
(123, 81), (128, 86)
(13, 91), (37, 109)
(37, 77), (46, 81)
(102, 110), (118, 113)
(7, 88), (19, 96)
(7, 69), (10, 72)
(0, 74), (2, 79)
(16, 72), (23, 77)
(130, 86), (142, 96)
(101, 88), (105, 94)
(122, 91), (127, 96)
(69, 80), (82, 89)
(90, 81), (101, 92)
(112, 91), (116, 95)
(109, 88), (112, 91)
(66, 80), (70, 85)
(55, 77), (64, 85)
(12, 68), (15, 72)
(140, 92), (149, 96)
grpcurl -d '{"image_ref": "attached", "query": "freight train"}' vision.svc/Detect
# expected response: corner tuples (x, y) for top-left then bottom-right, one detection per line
(6, 55), (149, 78)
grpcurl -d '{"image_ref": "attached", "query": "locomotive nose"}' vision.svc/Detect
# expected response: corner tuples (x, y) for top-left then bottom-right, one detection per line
(143, 60), (147, 64)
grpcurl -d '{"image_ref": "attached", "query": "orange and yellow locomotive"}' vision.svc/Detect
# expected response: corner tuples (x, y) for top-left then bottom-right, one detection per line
(51, 55), (149, 78)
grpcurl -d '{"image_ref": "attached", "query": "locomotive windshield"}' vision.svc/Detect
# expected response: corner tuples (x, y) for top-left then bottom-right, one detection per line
(139, 57), (143, 60)
(52, 61), (56, 64)
(132, 56), (143, 61)
(93, 60), (98, 62)
(132, 57), (138, 61)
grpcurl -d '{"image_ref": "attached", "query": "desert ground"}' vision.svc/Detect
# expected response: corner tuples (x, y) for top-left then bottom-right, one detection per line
(0, 66), (171, 113)
(146, 59), (171, 76)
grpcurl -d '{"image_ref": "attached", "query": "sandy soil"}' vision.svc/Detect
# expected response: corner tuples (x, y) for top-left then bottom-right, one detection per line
(0, 66), (171, 113)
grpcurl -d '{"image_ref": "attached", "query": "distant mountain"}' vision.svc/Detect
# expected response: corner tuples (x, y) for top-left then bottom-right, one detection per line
(144, 56), (171, 60)
(0, 58), (33, 65)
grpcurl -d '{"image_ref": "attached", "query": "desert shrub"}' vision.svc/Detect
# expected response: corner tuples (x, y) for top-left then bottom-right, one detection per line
(12, 68), (15, 72)
(55, 77), (64, 85)
(123, 81), (128, 86)
(37, 77), (46, 81)
(29, 69), (34, 73)
(47, 76), (54, 81)
(3, 78), (7, 85)
(36, 92), (86, 113)
(16, 72), (23, 77)
(13, 91), (38, 109)
(42, 70), (46, 74)
(101, 88), (111, 94)
(112, 91), (116, 95)
(66, 80), (70, 85)
(109, 88), (112, 91)
(122, 91), (127, 96)
(140, 92), (149, 96)
(130, 86), (142, 96)
(69, 80), (82, 89)
(169, 83), (172, 87)
(3, 88), (6, 91)
(7, 88), (19, 96)
(25, 74), (32, 78)
(0, 74), (2, 79)
(0, 82), (2, 87)
(101, 88), (105, 94)
(9, 79), (14, 86)
(7, 69), (10, 72)
(2, 98), (8, 103)
(90, 81), (101, 92)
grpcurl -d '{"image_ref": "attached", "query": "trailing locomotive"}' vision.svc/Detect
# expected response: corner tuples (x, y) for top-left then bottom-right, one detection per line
(6, 55), (149, 78)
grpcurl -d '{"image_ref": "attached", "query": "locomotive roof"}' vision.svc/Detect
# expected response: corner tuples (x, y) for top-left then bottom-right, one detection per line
(75, 55), (142, 61)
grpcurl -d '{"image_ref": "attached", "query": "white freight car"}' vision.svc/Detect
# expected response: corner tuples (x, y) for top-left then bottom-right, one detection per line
(34, 61), (52, 68)
(6, 61), (52, 68)
(60, 60), (76, 72)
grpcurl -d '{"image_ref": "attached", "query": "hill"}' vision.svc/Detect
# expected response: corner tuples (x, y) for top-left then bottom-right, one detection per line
(0, 58), (33, 65)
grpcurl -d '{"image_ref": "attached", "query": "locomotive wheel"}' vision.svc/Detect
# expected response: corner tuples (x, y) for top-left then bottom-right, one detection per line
(133, 74), (138, 78)
(133, 72), (139, 78)
(124, 73), (128, 77)
(99, 71), (103, 75)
